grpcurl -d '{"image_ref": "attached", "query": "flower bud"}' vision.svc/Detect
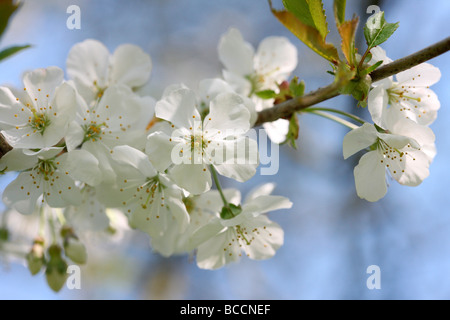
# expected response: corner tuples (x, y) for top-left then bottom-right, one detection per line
(45, 244), (68, 292)
(60, 225), (87, 264)
(25, 236), (45, 276)
(0, 228), (9, 242)
(64, 238), (87, 265)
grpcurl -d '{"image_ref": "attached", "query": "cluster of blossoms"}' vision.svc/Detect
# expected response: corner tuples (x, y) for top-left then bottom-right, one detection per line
(0, 19), (443, 292)
(0, 29), (296, 289)
(344, 47), (441, 201)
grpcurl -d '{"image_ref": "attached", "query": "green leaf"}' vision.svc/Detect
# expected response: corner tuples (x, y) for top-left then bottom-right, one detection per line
(255, 90), (277, 100)
(333, 0), (346, 26)
(289, 77), (305, 97)
(282, 113), (300, 149)
(0, 0), (19, 39)
(271, 8), (339, 64)
(340, 74), (371, 103)
(282, 0), (315, 28)
(360, 60), (383, 76)
(0, 44), (31, 62)
(283, 0), (329, 40)
(364, 11), (399, 49)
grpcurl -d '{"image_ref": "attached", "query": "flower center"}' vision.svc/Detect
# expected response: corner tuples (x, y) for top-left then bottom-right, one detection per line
(36, 159), (57, 181)
(83, 123), (104, 142)
(29, 112), (51, 134)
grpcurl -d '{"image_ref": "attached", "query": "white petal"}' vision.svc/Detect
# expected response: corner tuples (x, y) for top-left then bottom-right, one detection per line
(58, 150), (102, 186)
(3, 172), (41, 215)
(369, 46), (393, 66)
(254, 36), (297, 82)
(0, 87), (30, 127)
(196, 228), (240, 270)
(241, 215), (284, 260)
(198, 78), (234, 105)
(22, 67), (64, 104)
(45, 173), (82, 207)
(195, 189), (241, 212)
(203, 92), (250, 134)
(65, 121), (84, 152)
(155, 86), (200, 129)
(170, 163), (212, 195)
(242, 195), (292, 217)
(188, 218), (225, 250)
(354, 151), (387, 202)
(245, 183), (276, 202)
(218, 28), (254, 76)
(66, 39), (110, 88)
(110, 44), (152, 88)
(393, 149), (430, 186)
(343, 123), (378, 159)
(263, 119), (290, 144)
(146, 131), (179, 172)
(212, 137), (258, 182)
(385, 117), (435, 147)
(368, 86), (389, 127)
(222, 70), (252, 96)
(396, 63), (441, 87)
(112, 145), (157, 178)
(0, 148), (38, 172)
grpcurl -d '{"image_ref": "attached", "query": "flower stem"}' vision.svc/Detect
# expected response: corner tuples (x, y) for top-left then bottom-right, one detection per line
(305, 110), (359, 130)
(304, 107), (366, 125)
(47, 208), (58, 245)
(210, 165), (229, 207)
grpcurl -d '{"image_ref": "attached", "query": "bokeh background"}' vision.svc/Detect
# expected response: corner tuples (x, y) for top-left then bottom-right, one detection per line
(0, 0), (449, 299)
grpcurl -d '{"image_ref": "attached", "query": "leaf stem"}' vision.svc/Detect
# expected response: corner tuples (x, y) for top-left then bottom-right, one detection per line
(305, 110), (359, 130)
(304, 107), (366, 124)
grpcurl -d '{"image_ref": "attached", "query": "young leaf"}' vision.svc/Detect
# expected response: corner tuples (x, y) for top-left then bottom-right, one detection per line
(271, 8), (339, 64)
(338, 17), (359, 66)
(255, 90), (277, 100)
(282, 0), (315, 28)
(283, 0), (329, 40)
(333, 0), (346, 26)
(364, 11), (399, 49)
(0, 44), (31, 62)
(289, 77), (305, 97)
(307, 0), (328, 41)
(0, 0), (19, 39)
(282, 113), (300, 149)
(360, 60), (383, 76)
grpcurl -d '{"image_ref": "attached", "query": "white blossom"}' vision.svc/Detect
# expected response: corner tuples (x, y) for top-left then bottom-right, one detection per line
(0, 67), (77, 149)
(218, 28), (298, 143)
(190, 183), (292, 270)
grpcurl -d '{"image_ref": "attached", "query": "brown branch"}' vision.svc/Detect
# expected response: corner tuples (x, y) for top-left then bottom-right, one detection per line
(0, 38), (449, 159)
(255, 36), (450, 127)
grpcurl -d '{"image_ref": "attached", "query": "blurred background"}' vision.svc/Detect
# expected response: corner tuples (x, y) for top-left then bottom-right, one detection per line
(0, 0), (449, 299)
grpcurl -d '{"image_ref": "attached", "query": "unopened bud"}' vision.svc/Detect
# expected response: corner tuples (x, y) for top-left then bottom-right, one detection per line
(64, 238), (87, 265)
(60, 225), (87, 264)
(0, 228), (9, 242)
(26, 236), (45, 276)
(45, 245), (68, 292)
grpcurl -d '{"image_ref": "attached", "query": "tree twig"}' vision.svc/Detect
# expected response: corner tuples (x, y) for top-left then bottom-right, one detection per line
(255, 36), (450, 127)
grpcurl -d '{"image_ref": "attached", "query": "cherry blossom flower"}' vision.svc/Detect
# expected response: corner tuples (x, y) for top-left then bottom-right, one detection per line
(218, 28), (298, 143)
(2, 148), (101, 215)
(0, 67), (77, 149)
(66, 39), (152, 106)
(108, 145), (190, 239)
(368, 47), (441, 127)
(343, 114), (436, 202)
(147, 85), (258, 195)
(190, 183), (292, 270)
